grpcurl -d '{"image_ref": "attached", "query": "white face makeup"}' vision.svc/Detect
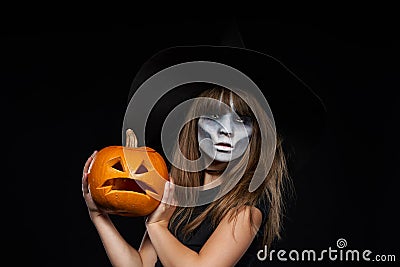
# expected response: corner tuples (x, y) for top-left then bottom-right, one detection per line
(197, 92), (253, 163)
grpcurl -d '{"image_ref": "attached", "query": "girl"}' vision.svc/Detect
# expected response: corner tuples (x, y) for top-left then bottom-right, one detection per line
(82, 86), (290, 266)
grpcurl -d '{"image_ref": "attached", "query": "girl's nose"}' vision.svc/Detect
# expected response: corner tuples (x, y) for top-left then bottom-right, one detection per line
(218, 115), (233, 137)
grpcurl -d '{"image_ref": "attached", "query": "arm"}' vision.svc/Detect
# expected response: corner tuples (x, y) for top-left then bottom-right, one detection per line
(82, 151), (157, 267)
(91, 213), (144, 267)
(138, 230), (158, 267)
(145, 182), (262, 267)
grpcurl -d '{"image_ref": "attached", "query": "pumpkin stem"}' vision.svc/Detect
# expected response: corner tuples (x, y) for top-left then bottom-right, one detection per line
(126, 129), (138, 148)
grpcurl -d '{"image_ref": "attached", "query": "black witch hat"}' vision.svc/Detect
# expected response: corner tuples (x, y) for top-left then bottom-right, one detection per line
(124, 22), (328, 172)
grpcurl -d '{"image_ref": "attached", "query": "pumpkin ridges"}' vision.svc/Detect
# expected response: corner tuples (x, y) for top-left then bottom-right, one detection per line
(148, 150), (169, 179)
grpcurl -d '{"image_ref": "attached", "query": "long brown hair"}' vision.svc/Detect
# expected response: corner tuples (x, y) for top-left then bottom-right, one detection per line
(169, 86), (292, 248)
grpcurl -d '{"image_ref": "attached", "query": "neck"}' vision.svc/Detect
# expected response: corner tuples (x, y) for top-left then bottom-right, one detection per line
(203, 161), (227, 185)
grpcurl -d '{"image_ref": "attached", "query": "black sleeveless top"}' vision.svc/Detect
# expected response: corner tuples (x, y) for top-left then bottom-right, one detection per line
(154, 187), (269, 267)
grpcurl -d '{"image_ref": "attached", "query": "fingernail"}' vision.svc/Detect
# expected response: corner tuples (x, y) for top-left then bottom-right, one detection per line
(91, 151), (97, 157)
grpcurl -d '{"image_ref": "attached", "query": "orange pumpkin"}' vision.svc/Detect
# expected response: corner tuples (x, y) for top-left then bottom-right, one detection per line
(87, 130), (169, 217)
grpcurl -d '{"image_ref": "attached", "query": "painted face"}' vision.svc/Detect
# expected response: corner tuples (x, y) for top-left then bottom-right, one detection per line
(197, 92), (253, 163)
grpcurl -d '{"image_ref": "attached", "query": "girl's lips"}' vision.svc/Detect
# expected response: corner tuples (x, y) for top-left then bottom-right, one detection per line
(215, 142), (233, 147)
(214, 142), (234, 152)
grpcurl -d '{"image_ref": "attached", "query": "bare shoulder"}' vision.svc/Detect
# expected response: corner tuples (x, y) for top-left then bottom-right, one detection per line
(197, 205), (263, 266)
(223, 205), (263, 235)
(234, 205), (263, 222)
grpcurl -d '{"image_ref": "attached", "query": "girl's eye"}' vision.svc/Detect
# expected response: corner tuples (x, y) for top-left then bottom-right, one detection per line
(235, 116), (252, 124)
(235, 117), (244, 123)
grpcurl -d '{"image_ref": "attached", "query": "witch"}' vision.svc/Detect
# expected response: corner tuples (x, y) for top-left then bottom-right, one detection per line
(82, 44), (327, 266)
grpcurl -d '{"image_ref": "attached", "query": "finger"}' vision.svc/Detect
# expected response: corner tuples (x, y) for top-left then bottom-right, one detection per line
(168, 182), (176, 206)
(162, 181), (170, 206)
(168, 177), (177, 206)
(166, 181), (174, 208)
(82, 173), (89, 194)
(83, 151), (97, 177)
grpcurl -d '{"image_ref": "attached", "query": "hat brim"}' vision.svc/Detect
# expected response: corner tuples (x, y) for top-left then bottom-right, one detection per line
(127, 45), (328, 169)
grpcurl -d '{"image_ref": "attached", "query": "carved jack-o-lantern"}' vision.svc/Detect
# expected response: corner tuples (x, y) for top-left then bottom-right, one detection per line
(88, 129), (169, 217)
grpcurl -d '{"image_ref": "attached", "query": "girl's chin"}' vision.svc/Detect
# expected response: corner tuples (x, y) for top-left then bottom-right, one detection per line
(212, 153), (242, 163)
(201, 149), (244, 164)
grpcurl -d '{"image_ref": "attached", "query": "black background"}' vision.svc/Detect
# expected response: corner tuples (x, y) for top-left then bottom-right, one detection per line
(2, 13), (399, 266)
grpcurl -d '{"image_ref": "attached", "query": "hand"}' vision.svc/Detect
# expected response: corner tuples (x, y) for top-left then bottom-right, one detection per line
(145, 179), (177, 228)
(82, 150), (108, 219)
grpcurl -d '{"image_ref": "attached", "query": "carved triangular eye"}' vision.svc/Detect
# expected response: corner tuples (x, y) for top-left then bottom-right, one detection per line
(111, 159), (124, 172)
(135, 163), (148, 174)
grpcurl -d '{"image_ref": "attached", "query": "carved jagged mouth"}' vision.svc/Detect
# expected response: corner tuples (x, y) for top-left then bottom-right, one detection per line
(101, 178), (157, 194)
